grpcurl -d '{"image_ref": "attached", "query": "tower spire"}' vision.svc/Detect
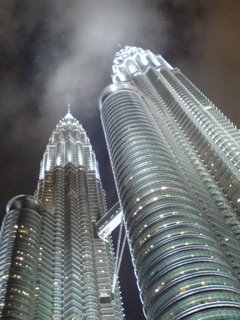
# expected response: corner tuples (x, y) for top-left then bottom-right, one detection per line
(63, 104), (74, 121)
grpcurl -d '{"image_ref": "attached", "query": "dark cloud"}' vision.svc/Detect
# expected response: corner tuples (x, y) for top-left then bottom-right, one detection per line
(181, 1), (240, 123)
(0, 1), (240, 318)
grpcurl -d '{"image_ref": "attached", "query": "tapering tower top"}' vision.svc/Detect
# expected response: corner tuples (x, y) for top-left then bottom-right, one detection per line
(39, 109), (99, 179)
(112, 46), (173, 83)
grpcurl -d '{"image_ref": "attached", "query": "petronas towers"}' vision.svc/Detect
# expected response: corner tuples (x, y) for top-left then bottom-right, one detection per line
(1, 47), (240, 319)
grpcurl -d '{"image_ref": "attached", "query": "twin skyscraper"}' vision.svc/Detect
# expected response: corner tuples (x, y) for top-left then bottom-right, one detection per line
(1, 46), (240, 319)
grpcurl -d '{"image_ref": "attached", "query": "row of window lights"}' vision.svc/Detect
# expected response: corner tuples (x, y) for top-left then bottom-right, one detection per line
(152, 263), (228, 294)
(16, 251), (28, 256)
(14, 262), (32, 270)
(9, 287), (29, 296)
(143, 235), (230, 255)
(144, 241), (207, 256)
(154, 278), (232, 298)
(140, 229), (205, 245)
(135, 187), (168, 202)
(140, 225), (190, 244)
(10, 274), (21, 279)
(134, 195), (176, 216)
(14, 225), (34, 230)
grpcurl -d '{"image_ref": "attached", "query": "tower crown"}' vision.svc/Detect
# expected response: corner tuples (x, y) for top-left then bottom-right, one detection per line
(39, 111), (98, 179)
(112, 46), (173, 83)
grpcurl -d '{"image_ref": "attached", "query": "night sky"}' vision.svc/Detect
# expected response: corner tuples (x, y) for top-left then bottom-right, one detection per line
(0, 1), (240, 319)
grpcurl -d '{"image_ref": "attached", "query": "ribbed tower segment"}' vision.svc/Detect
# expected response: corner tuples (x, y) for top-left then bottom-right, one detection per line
(0, 195), (44, 319)
(35, 110), (123, 320)
(0, 110), (123, 320)
(99, 47), (240, 319)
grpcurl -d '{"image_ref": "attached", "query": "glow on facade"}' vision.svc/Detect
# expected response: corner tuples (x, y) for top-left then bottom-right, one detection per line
(99, 46), (240, 319)
(0, 195), (44, 319)
(0, 110), (123, 319)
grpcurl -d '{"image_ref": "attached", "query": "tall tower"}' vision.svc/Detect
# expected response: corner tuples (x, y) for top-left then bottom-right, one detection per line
(0, 109), (123, 320)
(99, 47), (240, 319)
